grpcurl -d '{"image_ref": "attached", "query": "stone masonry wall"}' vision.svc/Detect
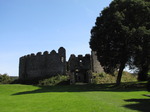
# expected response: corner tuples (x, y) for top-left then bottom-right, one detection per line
(68, 54), (92, 83)
(19, 47), (66, 79)
(91, 51), (104, 73)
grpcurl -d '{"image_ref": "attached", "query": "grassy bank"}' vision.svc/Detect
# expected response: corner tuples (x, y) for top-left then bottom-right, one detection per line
(0, 84), (149, 112)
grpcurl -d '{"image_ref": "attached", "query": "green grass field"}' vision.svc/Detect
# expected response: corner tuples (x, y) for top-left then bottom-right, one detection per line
(0, 84), (149, 112)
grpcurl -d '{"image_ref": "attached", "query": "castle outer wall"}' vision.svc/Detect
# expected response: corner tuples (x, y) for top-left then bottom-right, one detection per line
(91, 51), (104, 73)
(19, 47), (66, 79)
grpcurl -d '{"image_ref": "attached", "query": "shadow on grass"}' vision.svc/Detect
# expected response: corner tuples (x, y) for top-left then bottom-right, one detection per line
(12, 82), (147, 95)
(124, 97), (150, 112)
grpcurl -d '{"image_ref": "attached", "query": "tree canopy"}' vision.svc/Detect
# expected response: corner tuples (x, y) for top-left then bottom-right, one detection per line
(90, 0), (150, 85)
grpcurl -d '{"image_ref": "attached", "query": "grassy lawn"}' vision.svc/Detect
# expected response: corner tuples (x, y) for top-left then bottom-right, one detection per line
(0, 84), (149, 112)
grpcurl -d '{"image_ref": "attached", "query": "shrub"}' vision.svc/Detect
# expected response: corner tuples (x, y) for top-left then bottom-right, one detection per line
(92, 72), (116, 84)
(0, 74), (12, 84)
(121, 72), (138, 82)
(91, 72), (137, 84)
(39, 75), (69, 86)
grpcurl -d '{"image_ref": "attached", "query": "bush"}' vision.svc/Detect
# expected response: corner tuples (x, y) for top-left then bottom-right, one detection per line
(91, 72), (137, 84)
(121, 72), (138, 82)
(39, 75), (69, 86)
(92, 72), (116, 84)
(0, 74), (12, 84)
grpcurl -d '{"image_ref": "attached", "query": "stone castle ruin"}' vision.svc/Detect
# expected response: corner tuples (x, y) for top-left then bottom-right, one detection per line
(19, 47), (103, 84)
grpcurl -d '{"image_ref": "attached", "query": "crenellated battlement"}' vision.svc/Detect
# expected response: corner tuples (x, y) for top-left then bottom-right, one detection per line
(69, 54), (91, 59)
(21, 47), (66, 59)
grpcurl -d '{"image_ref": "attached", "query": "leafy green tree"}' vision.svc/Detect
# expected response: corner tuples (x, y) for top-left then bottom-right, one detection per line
(132, 27), (150, 81)
(90, 0), (150, 85)
(0, 74), (11, 84)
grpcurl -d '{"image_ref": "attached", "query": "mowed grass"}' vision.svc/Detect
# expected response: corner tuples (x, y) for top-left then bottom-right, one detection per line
(0, 84), (150, 112)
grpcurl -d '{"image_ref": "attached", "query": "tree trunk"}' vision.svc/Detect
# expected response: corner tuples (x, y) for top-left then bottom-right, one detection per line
(116, 61), (126, 85)
(138, 64), (149, 81)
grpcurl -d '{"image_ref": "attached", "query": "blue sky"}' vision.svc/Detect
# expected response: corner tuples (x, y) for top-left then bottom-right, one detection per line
(0, 0), (113, 76)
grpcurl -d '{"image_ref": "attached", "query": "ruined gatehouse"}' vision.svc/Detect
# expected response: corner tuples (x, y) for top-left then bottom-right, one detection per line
(19, 47), (103, 84)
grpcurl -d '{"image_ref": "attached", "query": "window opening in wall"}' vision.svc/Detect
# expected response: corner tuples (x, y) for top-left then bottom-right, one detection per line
(61, 57), (64, 62)
(79, 60), (83, 67)
(79, 60), (82, 63)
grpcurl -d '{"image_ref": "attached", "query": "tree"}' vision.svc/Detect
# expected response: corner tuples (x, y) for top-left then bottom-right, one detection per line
(90, 0), (150, 85)
(0, 74), (11, 84)
(132, 27), (150, 81)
